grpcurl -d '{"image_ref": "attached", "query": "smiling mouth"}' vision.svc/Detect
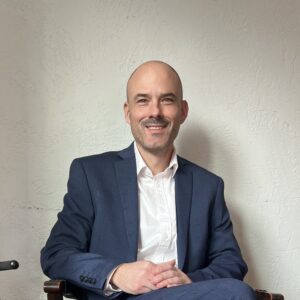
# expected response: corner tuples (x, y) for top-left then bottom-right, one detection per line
(145, 125), (167, 130)
(142, 118), (169, 130)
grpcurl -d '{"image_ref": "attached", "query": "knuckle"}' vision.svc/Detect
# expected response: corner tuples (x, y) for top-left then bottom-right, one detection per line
(155, 274), (162, 282)
(132, 283), (141, 293)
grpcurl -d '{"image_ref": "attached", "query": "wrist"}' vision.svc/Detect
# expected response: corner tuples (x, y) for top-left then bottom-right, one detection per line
(111, 263), (125, 288)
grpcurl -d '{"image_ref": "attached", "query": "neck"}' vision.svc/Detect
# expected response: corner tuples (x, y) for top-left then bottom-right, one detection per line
(136, 144), (174, 175)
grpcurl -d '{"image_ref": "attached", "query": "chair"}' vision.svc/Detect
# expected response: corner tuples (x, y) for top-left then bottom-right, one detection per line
(0, 260), (19, 271)
(44, 279), (284, 300)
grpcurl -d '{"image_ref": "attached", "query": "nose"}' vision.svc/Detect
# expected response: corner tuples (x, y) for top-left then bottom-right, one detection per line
(149, 100), (161, 118)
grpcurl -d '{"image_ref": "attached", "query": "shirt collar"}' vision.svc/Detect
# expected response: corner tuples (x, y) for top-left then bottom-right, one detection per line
(134, 142), (178, 178)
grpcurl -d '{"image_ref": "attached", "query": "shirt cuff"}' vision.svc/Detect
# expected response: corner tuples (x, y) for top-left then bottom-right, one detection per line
(104, 265), (122, 296)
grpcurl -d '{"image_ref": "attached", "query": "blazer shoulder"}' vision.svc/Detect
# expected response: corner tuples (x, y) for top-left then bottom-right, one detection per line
(177, 155), (223, 184)
(70, 144), (135, 170)
(75, 151), (120, 165)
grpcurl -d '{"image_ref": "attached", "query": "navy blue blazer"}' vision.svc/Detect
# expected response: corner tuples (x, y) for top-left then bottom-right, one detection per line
(41, 144), (247, 299)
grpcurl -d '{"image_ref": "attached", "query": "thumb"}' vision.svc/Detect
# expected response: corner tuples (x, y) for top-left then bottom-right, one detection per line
(162, 259), (176, 268)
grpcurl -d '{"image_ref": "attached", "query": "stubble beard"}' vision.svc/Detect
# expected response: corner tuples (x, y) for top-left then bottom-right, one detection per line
(131, 122), (180, 156)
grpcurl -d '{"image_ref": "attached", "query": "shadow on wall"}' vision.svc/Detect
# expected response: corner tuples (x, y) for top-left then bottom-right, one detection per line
(176, 122), (260, 288)
(229, 207), (261, 288)
(176, 123), (211, 171)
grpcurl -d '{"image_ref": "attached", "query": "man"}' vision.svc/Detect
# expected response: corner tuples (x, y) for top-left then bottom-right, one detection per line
(41, 61), (256, 300)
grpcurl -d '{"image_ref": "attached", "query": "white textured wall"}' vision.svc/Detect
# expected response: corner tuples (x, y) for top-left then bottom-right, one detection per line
(0, 1), (299, 299)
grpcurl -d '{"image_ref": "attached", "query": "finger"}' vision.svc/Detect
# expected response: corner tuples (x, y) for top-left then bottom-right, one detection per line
(144, 281), (159, 292)
(156, 276), (181, 289)
(165, 259), (176, 266)
(131, 281), (158, 295)
(153, 260), (176, 274)
(163, 267), (192, 285)
(152, 269), (176, 285)
(158, 259), (176, 267)
(167, 283), (181, 288)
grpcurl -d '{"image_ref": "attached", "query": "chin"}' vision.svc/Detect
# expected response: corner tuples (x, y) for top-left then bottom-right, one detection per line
(142, 142), (172, 154)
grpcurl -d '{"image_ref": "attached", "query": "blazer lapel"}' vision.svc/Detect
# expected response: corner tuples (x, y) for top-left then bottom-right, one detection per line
(114, 145), (139, 261)
(175, 158), (193, 269)
(114, 146), (193, 267)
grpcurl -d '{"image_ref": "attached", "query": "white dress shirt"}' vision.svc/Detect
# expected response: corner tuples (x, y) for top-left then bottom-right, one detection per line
(134, 143), (178, 265)
(105, 143), (178, 294)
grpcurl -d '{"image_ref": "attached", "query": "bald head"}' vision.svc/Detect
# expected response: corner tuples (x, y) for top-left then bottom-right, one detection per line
(124, 60), (188, 158)
(126, 61), (183, 102)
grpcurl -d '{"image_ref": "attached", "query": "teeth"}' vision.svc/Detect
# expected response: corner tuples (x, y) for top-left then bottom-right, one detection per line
(147, 126), (163, 130)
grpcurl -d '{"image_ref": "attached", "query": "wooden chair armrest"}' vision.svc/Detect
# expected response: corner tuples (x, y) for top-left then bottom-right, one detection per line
(44, 280), (284, 300)
(44, 280), (78, 300)
(255, 289), (284, 300)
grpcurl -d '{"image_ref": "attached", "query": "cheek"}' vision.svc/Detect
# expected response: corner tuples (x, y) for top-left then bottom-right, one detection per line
(129, 110), (147, 123)
(126, 114), (140, 128)
(168, 111), (183, 123)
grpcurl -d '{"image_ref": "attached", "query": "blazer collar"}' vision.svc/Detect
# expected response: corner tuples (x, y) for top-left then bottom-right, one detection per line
(117, 142), (135, 159)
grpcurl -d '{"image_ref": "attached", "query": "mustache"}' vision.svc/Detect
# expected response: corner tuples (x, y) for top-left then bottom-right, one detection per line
(141, 117), (169, 127)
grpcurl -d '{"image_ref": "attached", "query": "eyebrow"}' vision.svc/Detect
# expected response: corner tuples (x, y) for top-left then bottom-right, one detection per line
(134, 93), (178, 100)
(134, 93), (150, 100)
(160, 93), (177, 99)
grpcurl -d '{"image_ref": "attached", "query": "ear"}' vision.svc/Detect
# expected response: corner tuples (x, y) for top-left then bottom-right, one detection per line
(180, 100), (189, 124)
(124, 101), (131, 124)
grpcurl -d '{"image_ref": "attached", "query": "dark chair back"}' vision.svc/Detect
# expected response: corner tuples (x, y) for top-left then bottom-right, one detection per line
(0, 260), (19, 271)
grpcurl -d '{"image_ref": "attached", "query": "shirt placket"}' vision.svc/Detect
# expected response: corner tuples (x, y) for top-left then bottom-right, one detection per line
(156, 173), (172, 262)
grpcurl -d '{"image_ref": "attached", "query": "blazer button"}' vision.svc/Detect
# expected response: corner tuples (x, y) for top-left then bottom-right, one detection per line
(80, 275), (84, 282)
(92, 279), (97, 285)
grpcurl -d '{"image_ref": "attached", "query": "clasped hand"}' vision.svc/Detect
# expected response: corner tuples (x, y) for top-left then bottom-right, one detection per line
(111, 259), (192, 295)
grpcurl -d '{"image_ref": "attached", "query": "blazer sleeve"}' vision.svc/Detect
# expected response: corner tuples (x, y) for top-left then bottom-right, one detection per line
(187, 178), (248, 282)
(40, 159), (123, 298)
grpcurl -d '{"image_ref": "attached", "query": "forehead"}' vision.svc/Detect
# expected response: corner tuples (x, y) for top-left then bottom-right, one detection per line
(127, 64), (181, 97)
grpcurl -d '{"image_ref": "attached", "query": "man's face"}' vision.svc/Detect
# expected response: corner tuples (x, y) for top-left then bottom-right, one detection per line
(124, 62), (188, 155)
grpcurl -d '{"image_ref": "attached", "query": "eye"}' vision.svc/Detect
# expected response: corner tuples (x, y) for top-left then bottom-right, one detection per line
(136, 98), (148, 105)
(161, 97), (175, 104)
